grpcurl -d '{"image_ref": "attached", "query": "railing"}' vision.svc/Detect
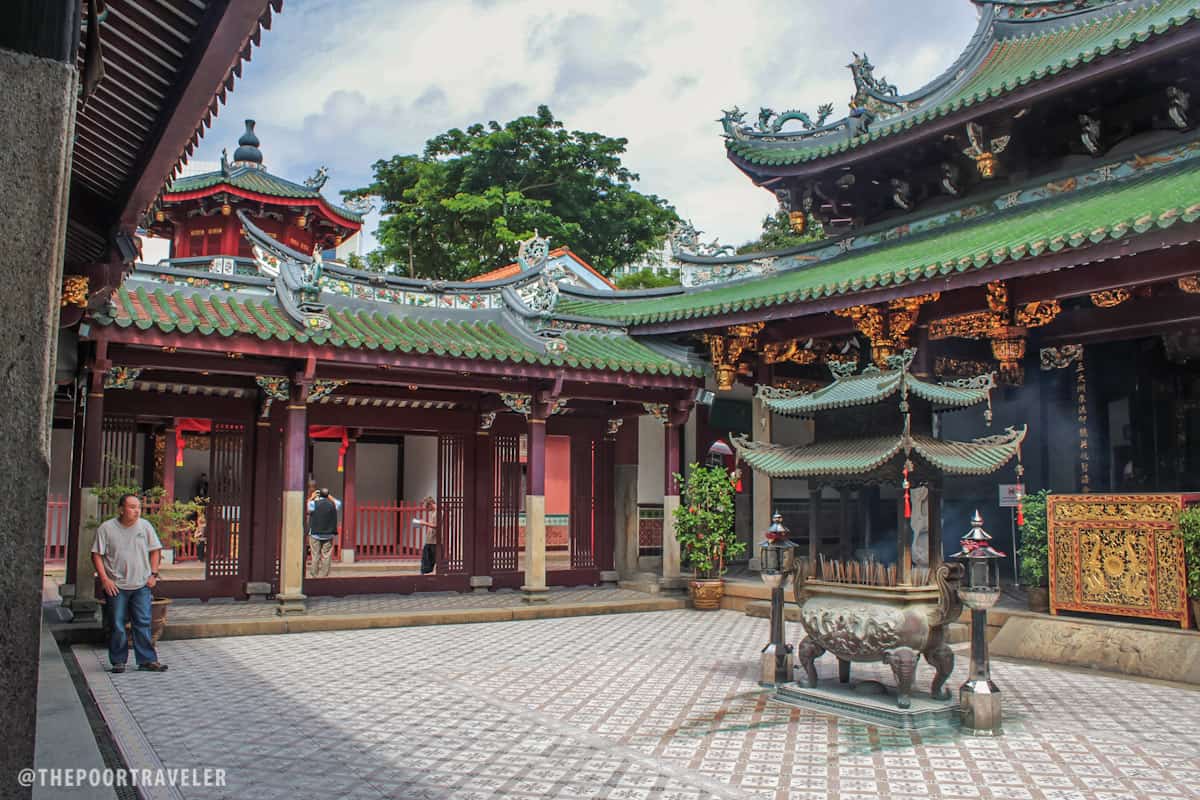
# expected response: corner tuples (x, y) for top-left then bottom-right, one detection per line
(352, 502), (426, 560)
(45, 495), (69, 562)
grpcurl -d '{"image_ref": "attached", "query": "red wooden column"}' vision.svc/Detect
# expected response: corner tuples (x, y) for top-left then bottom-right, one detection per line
(71, 359), (109, 619)
(661, 401), (692, 591)
(162, 421), (178, 502)
(471, 421), (494, 590)
(595, 432), (616, 580)
(276, 376), (309, 615)
(522, 401), (551, 603)
(80, 359), (107, 488)
(341, 432), (358, 563)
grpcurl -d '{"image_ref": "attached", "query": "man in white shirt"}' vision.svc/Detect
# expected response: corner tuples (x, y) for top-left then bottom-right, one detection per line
(91, 494), (168, 673)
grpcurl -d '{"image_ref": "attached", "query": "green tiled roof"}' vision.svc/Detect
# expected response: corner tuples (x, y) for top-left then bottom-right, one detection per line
(95, 285), (702, 378)
(558, 163), (1200, 325)
(761, 367), (992, 416)
(731, 428), (1026, 479)
(728, 0), (1200, 167)
(165, 166), (364, 223)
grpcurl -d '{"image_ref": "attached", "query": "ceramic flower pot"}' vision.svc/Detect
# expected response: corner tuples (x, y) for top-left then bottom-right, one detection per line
(690, 578), (724, 610)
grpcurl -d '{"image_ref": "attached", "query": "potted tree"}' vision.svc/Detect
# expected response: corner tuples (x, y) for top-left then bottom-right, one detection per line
(1017, 489), (1051, 613)
(1180, 505), (1200, 630)
(673, 463), (745, 610)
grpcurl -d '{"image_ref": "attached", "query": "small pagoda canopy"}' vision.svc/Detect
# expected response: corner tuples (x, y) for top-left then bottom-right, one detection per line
(732, 350), (1025, 486)
(732, 430), (1026, 480)
(757, 362), (994, 416)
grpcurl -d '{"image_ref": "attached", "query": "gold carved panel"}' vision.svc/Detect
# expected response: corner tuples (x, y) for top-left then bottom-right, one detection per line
(1047, 494), (1194, 628)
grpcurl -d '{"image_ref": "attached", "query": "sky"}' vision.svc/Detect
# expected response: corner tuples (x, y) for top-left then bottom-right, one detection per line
(190, 0), (981, 258)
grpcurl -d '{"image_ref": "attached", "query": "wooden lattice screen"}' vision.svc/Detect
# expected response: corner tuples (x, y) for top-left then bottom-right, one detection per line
(569, 436), (596, 569)
(207, 422), (248, 580)
(491, 434), (522, 573)
(101, 414), (139, 487)
(437, 433), (466, 574)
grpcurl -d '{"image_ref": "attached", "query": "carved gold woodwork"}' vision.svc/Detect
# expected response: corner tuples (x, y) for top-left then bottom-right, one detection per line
(933, 357), (993, 378)
(1047, 493), (1194, 628)
(705, 322), (764, 391)
(1014, 299), (1060, 327)
(929, 310), (997, 340)
(762, 340), (820, 365)
(835, 294), (938, 367)
(61, 275), (89, 308)
(788, 210), (807, 234)
(1089, 289), (1130, 308)
(1178, 275), (1200, 294)
(985, 281), (1008, 314)
(770, 377), (827, 394)
(989, 325), (1028, 385)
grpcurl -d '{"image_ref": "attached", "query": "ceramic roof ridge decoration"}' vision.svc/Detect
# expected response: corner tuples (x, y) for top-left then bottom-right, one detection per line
(754, 348), (996, 416)
(552, 156), (1200, 326)
(721, 0), (1200, 168)
(232, 119), (263, 167)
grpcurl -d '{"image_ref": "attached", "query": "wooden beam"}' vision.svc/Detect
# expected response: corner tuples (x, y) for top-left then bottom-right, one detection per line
(118, 1), (274, 227)
(1039, 292), (1200, 346)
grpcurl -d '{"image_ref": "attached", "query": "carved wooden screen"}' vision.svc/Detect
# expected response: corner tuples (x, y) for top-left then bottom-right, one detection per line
(437, 433), (466, 574)
(207, 422), (249, 580)
(569, 435), (596, 569)
(1047, 493), (1195, 628)
(101, 414), (139, 487)
(491, 434), (522, 573)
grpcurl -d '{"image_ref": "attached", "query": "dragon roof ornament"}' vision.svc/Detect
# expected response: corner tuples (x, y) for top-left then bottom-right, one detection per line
(240, 211), (333, 331)
(669, 220), (734, 258)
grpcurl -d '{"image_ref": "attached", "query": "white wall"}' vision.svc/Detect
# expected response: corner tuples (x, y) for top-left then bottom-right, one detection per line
(772, 415), (815, 498)
(403, 435), (438, 504)
(356, 442), (399, 505)
(637, 415), (665, 503)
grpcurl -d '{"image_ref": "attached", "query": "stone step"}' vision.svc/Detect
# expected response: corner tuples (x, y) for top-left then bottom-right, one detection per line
(617, 573), (663, 595)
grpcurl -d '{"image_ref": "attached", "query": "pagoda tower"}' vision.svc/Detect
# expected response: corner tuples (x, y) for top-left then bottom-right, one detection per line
(143, 119), (364, 262)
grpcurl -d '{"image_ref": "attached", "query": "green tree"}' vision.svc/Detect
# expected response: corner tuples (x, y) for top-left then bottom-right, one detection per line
(614, 269), (680, 290)
(736, 209), (825, 254)
(346, 106), (679, 280)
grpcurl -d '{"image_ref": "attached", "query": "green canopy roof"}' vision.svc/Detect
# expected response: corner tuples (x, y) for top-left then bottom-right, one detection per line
(557, 162), (1200, 326)
(731, 428), (1026, 480)
(165, 165), (364, 223)
(758, 361), (994, 416)
(93, 281), (702, 379)
(726, 0), (1200, 169)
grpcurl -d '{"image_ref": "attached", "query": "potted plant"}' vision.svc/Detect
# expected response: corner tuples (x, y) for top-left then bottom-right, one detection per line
(673, 463), (746, 610)
(1180, 505), (1200, 630)
(1017, 489), (1050, 613)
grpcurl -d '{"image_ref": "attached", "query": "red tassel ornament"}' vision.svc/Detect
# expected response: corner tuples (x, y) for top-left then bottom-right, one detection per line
(175, 429), (185, 467)
(902, 466), (912, 519)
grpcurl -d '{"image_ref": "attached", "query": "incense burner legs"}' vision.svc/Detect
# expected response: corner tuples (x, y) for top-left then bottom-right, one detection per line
(883, 646), (919, 709)
(925, 635), (955, 701)
(795, 637), (825, 688)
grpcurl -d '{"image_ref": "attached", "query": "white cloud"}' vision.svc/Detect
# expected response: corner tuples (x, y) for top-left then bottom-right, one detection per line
(198, 0), (979, 255)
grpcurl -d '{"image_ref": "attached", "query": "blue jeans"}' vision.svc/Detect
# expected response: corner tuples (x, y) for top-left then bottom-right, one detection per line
(108, 586), (158, 666)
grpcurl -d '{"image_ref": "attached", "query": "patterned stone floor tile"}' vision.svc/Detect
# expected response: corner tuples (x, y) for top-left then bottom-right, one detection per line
(75, 609), (1200, 799)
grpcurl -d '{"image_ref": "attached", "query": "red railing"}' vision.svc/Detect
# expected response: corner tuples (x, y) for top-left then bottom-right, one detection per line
(45, 495), (69, 562)
(352, 502), (426, 560)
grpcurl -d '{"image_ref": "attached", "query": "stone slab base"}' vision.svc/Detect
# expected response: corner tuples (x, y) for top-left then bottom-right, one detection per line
(991, 611), (1200, 685)
(94, 597), (689, 641)
(773, 680), (960, 731)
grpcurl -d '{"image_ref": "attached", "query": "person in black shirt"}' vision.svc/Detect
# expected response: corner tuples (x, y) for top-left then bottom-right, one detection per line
(306, 488), (340, 578)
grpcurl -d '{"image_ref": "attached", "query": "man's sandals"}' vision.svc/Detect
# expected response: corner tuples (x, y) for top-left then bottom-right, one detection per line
(137, 662), (168, 672)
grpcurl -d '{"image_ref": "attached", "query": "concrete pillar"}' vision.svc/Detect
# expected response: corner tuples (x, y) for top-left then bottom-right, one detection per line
(750, 393), (773, 571)
(522, 413), (549, 602)
(276, 378), (308, 615)
(660, 414), (686, 590)
(0, 29), (78, 793)
(613, 420), (639, 578)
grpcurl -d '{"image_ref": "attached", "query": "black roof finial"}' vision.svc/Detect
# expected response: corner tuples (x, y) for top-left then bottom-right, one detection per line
(232, 119), (263, 167)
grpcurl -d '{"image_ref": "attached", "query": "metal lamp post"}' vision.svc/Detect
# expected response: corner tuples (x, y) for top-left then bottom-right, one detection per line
(759, 512), (797, 686)
(952, 510), (1005, 735)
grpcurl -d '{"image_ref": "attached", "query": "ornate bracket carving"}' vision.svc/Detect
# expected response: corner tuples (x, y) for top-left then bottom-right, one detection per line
(1039, 344), (1082, 371)
(103, 367), (141, 390)
(704, 322), (763, 391)
(835, 294), (937, 367)
(962, 122), (1010, 179)
(61, 275), (89, 308)
(1089, 289), (1130, 308)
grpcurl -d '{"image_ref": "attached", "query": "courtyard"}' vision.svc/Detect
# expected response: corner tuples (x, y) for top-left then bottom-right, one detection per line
(76, 609), (1200, 800)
